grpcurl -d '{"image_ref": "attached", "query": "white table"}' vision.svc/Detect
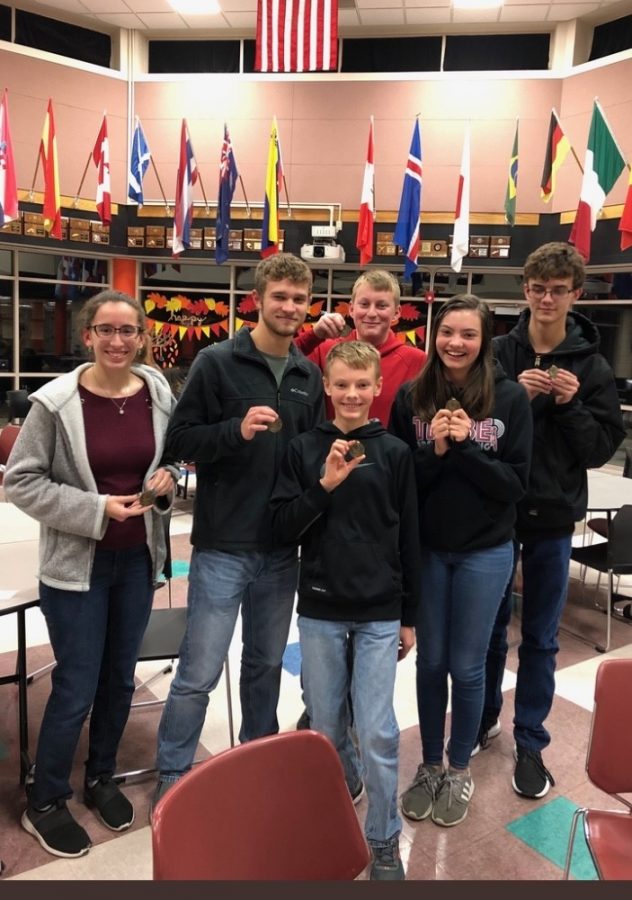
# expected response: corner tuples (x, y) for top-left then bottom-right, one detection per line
(587, 468), (632, 516)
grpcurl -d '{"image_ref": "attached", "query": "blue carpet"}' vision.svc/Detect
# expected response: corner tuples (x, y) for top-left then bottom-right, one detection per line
(506, 795), (598, 880)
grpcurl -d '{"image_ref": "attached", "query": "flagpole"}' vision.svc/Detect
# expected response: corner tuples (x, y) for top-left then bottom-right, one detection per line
(197, 170), (211, 214)
(595, 98), (630, 171)
(552, 108), (583, 175)
(149, 156), (171, 215)
(238, 175), (251, 216)
(29, 155), (41, 200)
(282, 175), (292, 217)
(73, 152), (93, 208)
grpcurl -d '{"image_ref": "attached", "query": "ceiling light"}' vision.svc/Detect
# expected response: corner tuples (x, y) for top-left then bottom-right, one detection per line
(453, 0), (503, 9)
(168, 0), (221, 14)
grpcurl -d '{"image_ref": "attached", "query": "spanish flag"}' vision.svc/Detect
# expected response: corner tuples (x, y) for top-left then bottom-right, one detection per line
(540, 109), (570, 203)
(39, 99), (62, 239)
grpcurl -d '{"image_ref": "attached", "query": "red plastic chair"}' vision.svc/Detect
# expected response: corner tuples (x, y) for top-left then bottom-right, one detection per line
(152, 730), (371, 880)
(563, 658), (632, 880)
(0, 423), (21, 486)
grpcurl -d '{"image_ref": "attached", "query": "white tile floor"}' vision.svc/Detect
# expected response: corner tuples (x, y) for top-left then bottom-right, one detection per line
(2, 468), (632, 880)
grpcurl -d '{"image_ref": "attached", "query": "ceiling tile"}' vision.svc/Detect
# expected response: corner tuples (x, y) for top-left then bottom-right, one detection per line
(179, 12), (231, 26)
(216, 0), (258, 9)
(452, 7), (503, 22)
(222, 10), (257, 26)
(338, 8), (362, 24)
(355, 0), (404, 8)
(500, 4), (550, 19)
(547, 2), (600, 18)
(406, 6), (455, 23)
(358, 8), (406, 24)
(91, 11), (149, 26)
(134, 10), (190, 26)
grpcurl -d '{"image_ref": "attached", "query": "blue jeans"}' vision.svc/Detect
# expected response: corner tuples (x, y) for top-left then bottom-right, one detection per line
(483, 535), (572, 751)
(32, 545), (153, 807)
(417, 542), (513, 770)
(299, 615), (401, 847)
(157, 546), (298, 778)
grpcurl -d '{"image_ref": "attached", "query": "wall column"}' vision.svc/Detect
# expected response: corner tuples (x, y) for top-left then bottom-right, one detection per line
(112, 258), (137, 296)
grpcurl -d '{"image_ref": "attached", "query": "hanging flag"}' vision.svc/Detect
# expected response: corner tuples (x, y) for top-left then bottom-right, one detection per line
(570, 100), (626, 262)
(356, 117), (375, 266)
(216, 124), (238, 265)
(504, 120), (518, 227)
(619, 168), (632, 253)
(261, 117), (283, 258)
(255, 0), (338, 73)
(128, 117), (151, 206)
(451, 126), (470, 274)
(540, 110), (571, 202)
(172, 119), (199, 257)
(0, 88), (18, 227)
(39, 99), (61, 239)
(393, 119), (422, 280)
(92, 114), (111, 225)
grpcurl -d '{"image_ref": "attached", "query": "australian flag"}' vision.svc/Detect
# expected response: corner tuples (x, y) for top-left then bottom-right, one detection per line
(216, 124), (238, 265)
(393, 119), (423, 280)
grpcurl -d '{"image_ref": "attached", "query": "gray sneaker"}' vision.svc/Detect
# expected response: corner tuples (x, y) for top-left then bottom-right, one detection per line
(401, 763), (445, 821)
(149, 778), (177, 824)
(431, 771), (474, 827)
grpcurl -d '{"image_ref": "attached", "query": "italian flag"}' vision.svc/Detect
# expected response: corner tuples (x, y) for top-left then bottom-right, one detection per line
(619, 168), (632, 253)
(569, 101), (626, 262)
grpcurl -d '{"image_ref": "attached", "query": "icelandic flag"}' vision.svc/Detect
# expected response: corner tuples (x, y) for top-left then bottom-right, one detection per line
(393, 119), (422, 280)
(216, 124), (238, 265)
(172, 119), (199, 257)
(128, 118), (151, 206)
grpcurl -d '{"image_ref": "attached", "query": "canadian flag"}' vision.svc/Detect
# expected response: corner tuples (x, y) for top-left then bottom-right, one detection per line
(93, 114), (111, 225)
(356, 117), (375, 266)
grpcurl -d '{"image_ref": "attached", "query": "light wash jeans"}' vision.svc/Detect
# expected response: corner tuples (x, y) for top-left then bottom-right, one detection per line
(299, 615), (402, 847)
(157, 546), (298, 779)
(417, 541), (514, 770)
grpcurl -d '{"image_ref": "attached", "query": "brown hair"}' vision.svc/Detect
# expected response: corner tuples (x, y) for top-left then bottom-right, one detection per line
(324, 340), (381, 378)
(77, 289), (146, 333)
(254, 253), (313, 297)
(523, 241), (585, 290)
(410, 294), (495, 421)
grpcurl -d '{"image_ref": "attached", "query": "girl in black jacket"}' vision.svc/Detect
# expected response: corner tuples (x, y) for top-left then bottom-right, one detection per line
(390, 294), (532, 828)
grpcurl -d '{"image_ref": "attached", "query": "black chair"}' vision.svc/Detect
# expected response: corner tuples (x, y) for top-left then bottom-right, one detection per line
(568, 504), (632, 653)
(6, 390), (30, 424)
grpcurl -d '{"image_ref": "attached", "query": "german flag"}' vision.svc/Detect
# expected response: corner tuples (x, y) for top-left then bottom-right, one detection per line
(540, 110), (571, 203)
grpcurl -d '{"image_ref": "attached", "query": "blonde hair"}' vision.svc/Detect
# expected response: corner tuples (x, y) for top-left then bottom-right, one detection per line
(351, 270), (400, 306)
(324, 340), (381, 378)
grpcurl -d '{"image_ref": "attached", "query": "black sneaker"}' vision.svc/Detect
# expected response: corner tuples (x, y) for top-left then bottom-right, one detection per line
(84, 777), (134, 831)
(369, 836), (405, 881)
(296, 709), (311, 730)
(21, 801), (91, 858)
(512, 745), (555, 799)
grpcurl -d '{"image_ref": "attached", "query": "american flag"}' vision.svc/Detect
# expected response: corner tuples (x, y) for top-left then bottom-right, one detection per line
(255, 0), (338, 73)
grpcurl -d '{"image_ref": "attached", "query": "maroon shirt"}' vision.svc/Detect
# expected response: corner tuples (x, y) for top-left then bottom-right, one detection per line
(79, 383), (155, 549)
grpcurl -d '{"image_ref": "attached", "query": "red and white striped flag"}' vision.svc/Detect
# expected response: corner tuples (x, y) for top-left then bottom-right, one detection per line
(255, 0), (338, 73)
(92, 113), (111, 225)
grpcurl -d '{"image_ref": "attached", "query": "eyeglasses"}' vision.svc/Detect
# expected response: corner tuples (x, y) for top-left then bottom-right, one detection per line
(525, 285), (575, 301)
(89, 324), (143, 339)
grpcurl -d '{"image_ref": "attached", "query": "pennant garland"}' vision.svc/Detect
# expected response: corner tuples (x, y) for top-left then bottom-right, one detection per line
(172, 119), (199, 257)
(356, 117), (375, 266)
(451, 126), (470, 274)
(92, 114), (111, 225)
(540, 110), (570, 202)
(0, 88), (18, 227)
(569, 100), (626, 262)
(504, 120), (518, 227)
(39, 99), (62, 239)
(128, 117), (151, 206)
(255, 0), (338, 73)
(393, 118), (422, 280)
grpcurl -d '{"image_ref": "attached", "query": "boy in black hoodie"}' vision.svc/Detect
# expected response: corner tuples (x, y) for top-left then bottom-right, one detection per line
(271, 341), (421, 881)
(480, 242), (625, 800)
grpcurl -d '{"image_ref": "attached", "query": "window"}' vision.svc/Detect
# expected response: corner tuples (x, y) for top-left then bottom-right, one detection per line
(341, 37), (441, 73)
(15, 10), (111, 68)
(443, 34), (550, 71)
(590, 15), (632, 61)
(149, 40), (241, 74)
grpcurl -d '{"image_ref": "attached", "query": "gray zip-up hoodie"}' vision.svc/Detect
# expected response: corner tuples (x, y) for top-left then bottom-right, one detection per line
(4, 363), (177, 591)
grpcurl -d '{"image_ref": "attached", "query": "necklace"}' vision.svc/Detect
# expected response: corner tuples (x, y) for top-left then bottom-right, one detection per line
(91, 366), (132, 415)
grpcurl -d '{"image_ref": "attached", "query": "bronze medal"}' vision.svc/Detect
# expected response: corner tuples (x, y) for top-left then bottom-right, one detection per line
(267, 418), (283, 433)
(548, 365), (559, 379)
(348, 441), (365, 459)
(139, 488), (157, 506)
(445, 398), (462, 412)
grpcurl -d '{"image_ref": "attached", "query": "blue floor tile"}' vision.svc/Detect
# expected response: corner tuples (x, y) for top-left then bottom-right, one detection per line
(506, 795), (598, 880)
(171, 559), (190, 578)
